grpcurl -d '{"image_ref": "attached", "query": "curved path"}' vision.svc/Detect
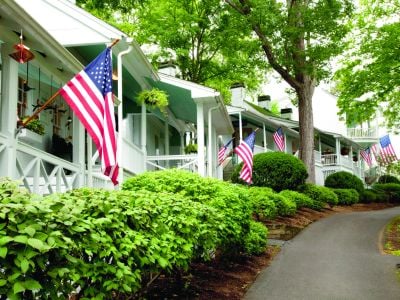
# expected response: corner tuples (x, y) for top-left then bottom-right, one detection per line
(245, 206), (400, 300)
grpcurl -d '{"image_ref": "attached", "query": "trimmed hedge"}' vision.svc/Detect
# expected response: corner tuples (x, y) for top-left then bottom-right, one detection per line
(378, 175), (400, 184)
(279, 190), (324, 211)
(372, 183), (400, 202)
(300, 183), (339, 206)
(331, 188), (359, 205)
(231, 151), (308, 192)
(324, 171), (364, 194)
(247, 187), (278, 220)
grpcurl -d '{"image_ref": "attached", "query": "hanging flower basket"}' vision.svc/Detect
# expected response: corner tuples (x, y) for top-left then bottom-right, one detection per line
(137, 88), (169, 113)
(184, 143), (198, 154)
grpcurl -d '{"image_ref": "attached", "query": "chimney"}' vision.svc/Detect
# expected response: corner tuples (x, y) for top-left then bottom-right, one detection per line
(230, 82), (246, 108)
(258, 95), (271, 110)
(158, 61), (178, 77)
(280, 108), (293, 120)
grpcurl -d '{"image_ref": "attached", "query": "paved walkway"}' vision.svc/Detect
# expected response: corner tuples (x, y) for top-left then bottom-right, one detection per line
(245, 206), (400, 300)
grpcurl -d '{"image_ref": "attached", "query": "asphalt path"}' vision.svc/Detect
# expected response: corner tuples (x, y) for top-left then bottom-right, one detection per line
(245, 206), (400, 300)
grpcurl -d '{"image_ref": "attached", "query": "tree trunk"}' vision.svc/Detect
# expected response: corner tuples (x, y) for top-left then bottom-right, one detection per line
(297, 78), (315, 183)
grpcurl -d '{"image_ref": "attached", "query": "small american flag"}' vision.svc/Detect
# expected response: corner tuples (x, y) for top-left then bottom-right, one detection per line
(234, 131), (256, 184)
(360, 147), (372, 167)
(60, 47), (118, 185)
(379, 135), (397, 165)
(218, 138), (233, 165)
(273, 127), (285, 152)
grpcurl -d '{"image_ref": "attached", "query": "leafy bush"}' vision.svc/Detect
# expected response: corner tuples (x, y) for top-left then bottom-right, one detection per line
(324, 171), (364, 194)
(372, 183), (400, 202)
(331, 188), (359, 205)
(279, 190), (323, 210)
(300, 183), (339, 206)
(359, 189), (378, 203)
(243, 221), (268, 255)
(122, 169), (259, 255)
(231, 151), (308, 192)
(378, 175), (400, 184)
(247, 187), (278, 220)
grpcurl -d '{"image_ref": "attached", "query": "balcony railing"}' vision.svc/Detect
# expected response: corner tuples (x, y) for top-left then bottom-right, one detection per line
(347, 127), (378, 139)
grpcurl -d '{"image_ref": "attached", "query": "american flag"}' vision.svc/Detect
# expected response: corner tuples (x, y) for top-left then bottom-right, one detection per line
(360, 147), (372, 167)
(218, 138), (233, 165)
(60, 47), (118, 185)
(370, 143), (380, 163)
(273, 127), (285, 152)
(234, 131), (256, 184)
(379, 135), (398, 165)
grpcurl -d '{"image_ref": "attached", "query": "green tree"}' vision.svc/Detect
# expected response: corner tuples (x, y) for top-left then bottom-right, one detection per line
(335, 0), (400, 130)
(224, 0), (354, 182)
(77, 0), (267, 101)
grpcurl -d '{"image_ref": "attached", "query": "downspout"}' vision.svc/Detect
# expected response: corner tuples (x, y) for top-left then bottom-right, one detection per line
(117, 42), (133, 184)
(208, 102), (221, 177)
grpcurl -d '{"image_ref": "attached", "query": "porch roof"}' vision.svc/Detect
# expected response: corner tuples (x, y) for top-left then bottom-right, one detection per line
(149, 74), (234, 135)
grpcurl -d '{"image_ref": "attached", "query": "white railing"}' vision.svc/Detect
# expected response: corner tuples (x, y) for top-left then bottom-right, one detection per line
(321, 154), (337, 165)
(320, 153), (364, 182)
(253, 145), (274, 155)
(347, 127), (378, 139)
(146, 154), (198, 172)
(16, 141), (81, 195)
(122, 138), (146, 175)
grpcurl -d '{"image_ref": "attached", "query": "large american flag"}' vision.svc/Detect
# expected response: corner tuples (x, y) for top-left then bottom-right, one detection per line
(273, 127), (285, 152)
(360, 147), (372, 167)
(60, 47), (118, 185)
(234, 131), (256, 184)
(218, 138), (233, 165)
(379, 135), (398, 165)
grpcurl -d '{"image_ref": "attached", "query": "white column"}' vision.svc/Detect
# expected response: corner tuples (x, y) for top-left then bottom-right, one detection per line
(141, 103), (147, 171)
(238, 112), (243, 142)
(196, 101), (205, 176)
(72, 114), (85, 187)
(180, 132), (185, 154)
(263, 123), (267, 152)
(208, 104), (220, 177)
(164, 122), (169, 167)
(0, 45), (18, 178)
(335, 138), (341, 165)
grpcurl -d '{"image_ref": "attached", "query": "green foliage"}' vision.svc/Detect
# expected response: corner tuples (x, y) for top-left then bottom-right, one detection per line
(378, 175), (400, 184)
(335, 0), (400, 129)
(243, 221), (268, 255)
(184, 143), (197, 154)
(331, 188), (359, 205)
(372, 183), (400, 202)
(232, 152), (308, 192)
(300, 183), (339, 206)
(122, 169), (260, 255)
(246, 187), (278, 220)
(137, 88), (169, 113)
(359, 189), (380, 203)
(279, 190), (323, 211)
(324, 171), (364, 194)
(22, 117), (45, 135)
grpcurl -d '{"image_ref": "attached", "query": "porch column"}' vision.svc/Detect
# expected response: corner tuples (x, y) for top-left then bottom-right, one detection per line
(238, 112), (243, 142)
(335, 138), (341, 165)
(0, 44), (18, 178)
(141, 103), (147, 171)
(263, 123), (267, 152)
(284, 132), (287, 153)
(195, 101), (205, 176)
(164, 122), (169, 167)
(72, 114), (85, 187)
(180, 132), (185, 154)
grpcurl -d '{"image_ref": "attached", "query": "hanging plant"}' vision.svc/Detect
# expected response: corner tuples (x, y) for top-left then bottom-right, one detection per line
(21, 116), (45, 135)
(137, 88), (169, 113)
(184, 143), (198, 154)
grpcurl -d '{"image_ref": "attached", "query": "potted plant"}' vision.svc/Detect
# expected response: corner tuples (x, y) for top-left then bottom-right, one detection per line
(340, 146), (350, 156)
(22, 117), (45, 135)
(137, 88), (169, 113)
(18, 116), (45, 145)
(184, 143), (198, 154)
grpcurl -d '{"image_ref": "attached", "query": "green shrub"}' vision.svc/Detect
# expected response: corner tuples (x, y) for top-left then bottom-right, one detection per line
(247, 187), (278, 220)
(279, 190), (323, 210)
(270, 193), (297, 216)
(359, 189), (378, 203)
(231, 151), (308, 192)
(324, 171), (364, 194)
(331, 188), (359, 205)
(372, 183), (400, 202)
(122, 169), (256, 255)
(243, 221), (268, 255)
(300, 183), (339, 206)
(378, 175), (400, 184)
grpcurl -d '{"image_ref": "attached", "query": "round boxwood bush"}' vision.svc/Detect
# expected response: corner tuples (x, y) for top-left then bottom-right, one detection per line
(359, 189), (378, 203)
(378, 175), (400, 184)
(331, 188), (359, 205)
(231, 151), (308, 192)
(247, 186), (278, 220)
(300, 183), (339, 206)
(279, 190), (323, 210)
(324, 171), (364, 194)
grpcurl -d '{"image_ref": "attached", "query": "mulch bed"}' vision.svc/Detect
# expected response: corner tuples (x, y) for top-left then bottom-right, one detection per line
(141, 203), (396, 299)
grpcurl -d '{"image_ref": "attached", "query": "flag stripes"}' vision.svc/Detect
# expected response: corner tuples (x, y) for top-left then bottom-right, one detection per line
(234, 131), (256, 184)
(273, 127), (285, 152)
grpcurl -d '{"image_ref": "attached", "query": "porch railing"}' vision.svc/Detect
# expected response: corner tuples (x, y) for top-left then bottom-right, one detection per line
(122, 138), (146, 175)
(347, 127), (378, 139)
(320, 152), (363, 181)
(146, 154), (198, 172)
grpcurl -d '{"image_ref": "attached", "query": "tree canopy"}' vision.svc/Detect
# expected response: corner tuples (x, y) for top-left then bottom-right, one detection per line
(335, 0), (400, 130)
